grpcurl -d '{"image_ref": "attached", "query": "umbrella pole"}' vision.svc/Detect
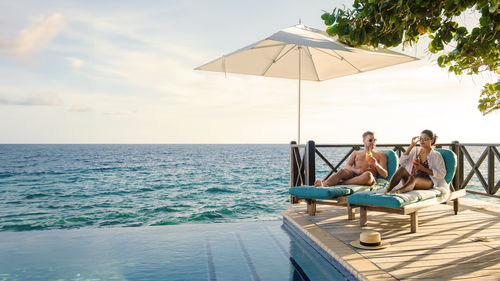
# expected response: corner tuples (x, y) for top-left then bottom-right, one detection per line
(298, 46), (301, 144)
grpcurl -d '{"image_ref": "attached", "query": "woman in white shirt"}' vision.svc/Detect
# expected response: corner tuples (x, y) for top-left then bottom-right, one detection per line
(385, 130), (446, 194)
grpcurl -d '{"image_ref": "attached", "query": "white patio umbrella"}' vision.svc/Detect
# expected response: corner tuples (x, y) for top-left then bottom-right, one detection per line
(195, 24), (417, 143)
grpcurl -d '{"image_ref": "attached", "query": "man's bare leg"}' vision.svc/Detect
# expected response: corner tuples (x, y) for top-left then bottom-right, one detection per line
(318, 169), (353, 186)
(386, 167), (409, 193)
(342, 171), (375, 186)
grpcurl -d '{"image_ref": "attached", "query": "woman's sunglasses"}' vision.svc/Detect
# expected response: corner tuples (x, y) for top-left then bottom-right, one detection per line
(419, 136), (431, 141)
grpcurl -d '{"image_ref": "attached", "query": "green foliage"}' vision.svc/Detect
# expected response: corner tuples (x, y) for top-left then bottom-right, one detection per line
(323, 0), (500, 115)
(479, 81), (500, 115)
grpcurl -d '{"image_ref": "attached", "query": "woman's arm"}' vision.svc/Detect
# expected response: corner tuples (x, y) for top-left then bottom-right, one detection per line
(415, 163), (433, 176)
(404, 136), (419, 156)
(414, 151), (446, 178)
(400, 137), (419, 166)
(400, 147), (414, 166)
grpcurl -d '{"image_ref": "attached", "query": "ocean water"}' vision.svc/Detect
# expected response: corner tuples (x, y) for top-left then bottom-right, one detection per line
(0, 144), (498, 232)
(0, 144), (294, 231)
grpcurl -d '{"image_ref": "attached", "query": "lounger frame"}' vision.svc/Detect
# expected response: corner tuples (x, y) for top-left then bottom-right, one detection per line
(291, 195), (348, 216)
(347, 189), (466, 233)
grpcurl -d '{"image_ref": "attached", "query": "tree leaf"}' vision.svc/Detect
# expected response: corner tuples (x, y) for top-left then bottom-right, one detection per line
(489, 0), (498, 13)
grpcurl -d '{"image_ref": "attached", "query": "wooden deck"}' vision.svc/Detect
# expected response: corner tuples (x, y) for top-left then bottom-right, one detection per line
(283, 198), (500, 281)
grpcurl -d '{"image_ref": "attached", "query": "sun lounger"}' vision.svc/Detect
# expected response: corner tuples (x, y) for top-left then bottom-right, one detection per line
(347, 148), (465, 233)
(289, 150), (398, 216)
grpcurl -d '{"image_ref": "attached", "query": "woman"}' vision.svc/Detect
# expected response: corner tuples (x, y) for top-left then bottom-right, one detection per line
(385, 130), (446, 194)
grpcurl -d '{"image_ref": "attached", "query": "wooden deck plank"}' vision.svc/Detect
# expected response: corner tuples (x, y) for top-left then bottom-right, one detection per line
(364, 249), (495, 262)
(371, 254), (500, 268)
(285, 198), (500, 280)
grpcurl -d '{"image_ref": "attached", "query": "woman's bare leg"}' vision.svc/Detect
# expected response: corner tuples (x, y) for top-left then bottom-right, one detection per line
(389, 176), (416, 193)
(413, 177), (434, 190)
(389, 176), (433, 193)
(386, 167), (409, 193)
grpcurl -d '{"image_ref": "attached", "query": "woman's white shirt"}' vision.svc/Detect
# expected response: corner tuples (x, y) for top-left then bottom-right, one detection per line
(399, 147), (448, 189)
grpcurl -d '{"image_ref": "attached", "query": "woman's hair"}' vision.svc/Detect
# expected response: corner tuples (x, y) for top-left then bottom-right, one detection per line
(421, 129), (438, 145)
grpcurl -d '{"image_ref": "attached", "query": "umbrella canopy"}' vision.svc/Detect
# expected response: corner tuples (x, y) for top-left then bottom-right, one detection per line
(196, 24), (417, 142)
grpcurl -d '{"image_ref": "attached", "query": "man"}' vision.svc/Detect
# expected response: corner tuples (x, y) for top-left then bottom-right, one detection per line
(314, 131), (388, 187)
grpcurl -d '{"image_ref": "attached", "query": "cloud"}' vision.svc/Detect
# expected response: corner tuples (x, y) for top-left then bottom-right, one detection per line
(0, 93), (62, 106)
(0, 13), (65, 60)
(67, 57), (84, 68)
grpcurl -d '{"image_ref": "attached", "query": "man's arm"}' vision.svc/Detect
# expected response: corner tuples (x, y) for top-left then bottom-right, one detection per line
(373, 153), (388, 179)
(344, 152), (357, 172)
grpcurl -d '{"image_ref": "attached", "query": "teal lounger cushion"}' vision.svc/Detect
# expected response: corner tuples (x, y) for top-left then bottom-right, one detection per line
(435, 148), (456, 184)
(380, 150), (398, 180)
(347, 188), (443, 208)
(289, 178), (389, 200)
(289, 186), (351, 199)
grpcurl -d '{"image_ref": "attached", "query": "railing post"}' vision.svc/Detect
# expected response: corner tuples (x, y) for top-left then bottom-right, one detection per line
(289, 141), (299, 187)
(304, 140), (316, 186)
(488, 146), (494, 195)
(451, 141), (463, 190)
(289, 141), (300, 204)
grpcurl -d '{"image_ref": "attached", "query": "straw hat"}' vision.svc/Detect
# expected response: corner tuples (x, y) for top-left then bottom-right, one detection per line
(350, 231), (390, 250)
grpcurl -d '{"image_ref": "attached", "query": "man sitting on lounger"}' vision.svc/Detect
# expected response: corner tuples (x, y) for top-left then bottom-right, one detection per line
(314, 131), (388, 187)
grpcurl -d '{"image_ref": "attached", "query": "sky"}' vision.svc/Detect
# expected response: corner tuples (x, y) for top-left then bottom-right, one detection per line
(0, 0), (499, 144)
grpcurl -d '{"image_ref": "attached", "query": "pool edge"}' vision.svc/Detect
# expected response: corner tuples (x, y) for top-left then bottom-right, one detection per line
(282, 209), (397, 281)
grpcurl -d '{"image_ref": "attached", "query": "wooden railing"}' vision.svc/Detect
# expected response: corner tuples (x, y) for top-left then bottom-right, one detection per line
(290, 141), (500, 199)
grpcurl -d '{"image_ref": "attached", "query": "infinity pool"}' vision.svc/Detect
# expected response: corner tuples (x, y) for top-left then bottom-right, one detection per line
(0, 220), (346, 281)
